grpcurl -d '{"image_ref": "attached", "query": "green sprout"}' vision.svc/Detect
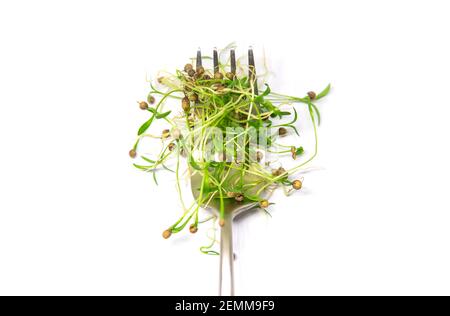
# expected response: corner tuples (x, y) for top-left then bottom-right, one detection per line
(130, 47), (331, 254)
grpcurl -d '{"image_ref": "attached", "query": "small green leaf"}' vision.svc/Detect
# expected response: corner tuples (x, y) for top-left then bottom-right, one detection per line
(262, 100), (275, 111)
(287, 107), (298, 125)
(270, 107), (290, 118)
(141, 156), (156, 164)
(213, 95), (224, 106)
(188, 156), (203, 170)
(162, 164), (175, 173)
(156, 110), (171, 119)
(260, 84), (271, 97)
(316, 84), (331, 100)
(248, 119), (263, 129)
(295, 147), (304, 156)
(254, 84), (271, 103)
(133, 163), (150, 170)
(272, 109), (291, 118)
(138, 117), (154, 135)
(288, 125), (300, 136)
(200, 248), (219, 256)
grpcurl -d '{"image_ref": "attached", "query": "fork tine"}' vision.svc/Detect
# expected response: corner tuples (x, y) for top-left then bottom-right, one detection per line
(213, 47), (219, 73)
(230, 49), (236, 75)
(248, 46), (258, 95)
(196, 48), (202, 69)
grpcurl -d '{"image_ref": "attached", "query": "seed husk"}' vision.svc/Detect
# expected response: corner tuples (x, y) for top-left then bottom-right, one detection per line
(259, 199), (269, 208)
(182, 96), (190, 112)
(235, 194), (244, 202)
(148, 95), (156, 104)
(227, 191), (237, 198)
(162, 129), (170, 139)
(291, 146), (297, 160)
(168, 142), (175, 151)
(188, 69), (196, 77)
(272, 167), (287, 177)
(292, 179), (302, 190)
(129, 149), (137, 158)
(212, 83), (225, 91)
(278, 127), (287, 136)
(307, 91), (316, 100)
(138, 101), (148, 110)
(171, 128), (181, 140)
(203, 74), (211, 80)
(162, 229), (172, 239)
(188, 93), (198, 102)
(226, 72), (235, 80)
(196, 66), (205, 75)
(184, 63), (193, 72)
(214, 72), (223, 79)
(256, 151), (263, 162)
(189, 224), (198, 234)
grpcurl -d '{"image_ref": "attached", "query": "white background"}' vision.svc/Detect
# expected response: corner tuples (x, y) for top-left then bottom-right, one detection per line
(1, 0), (450, 296)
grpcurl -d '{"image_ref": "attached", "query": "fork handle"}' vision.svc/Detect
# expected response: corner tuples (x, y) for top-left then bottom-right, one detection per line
(219, 213), (234, 296)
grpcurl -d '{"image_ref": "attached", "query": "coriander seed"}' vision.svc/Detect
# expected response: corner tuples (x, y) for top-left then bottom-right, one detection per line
(196, 66), (205, 76)
(162, 129), (170, 139)
(184, 63), (193, 72)
(162, 229), (172, 239)
(278, 127), (287, 136)
(189, 224), (198, 234)
(226, 72), (234, 80)
(256, 151), (263, 162)
(292, 180), (302, 190)
(307, 91), (316, 100)
(259, 200), (269, 208)
(182, 96), (190, 112)
(188, 93), (198, 102)
(138, 101), (148, 110)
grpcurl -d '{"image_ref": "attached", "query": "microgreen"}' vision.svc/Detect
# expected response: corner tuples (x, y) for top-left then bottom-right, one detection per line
(130, 48), (331, 254)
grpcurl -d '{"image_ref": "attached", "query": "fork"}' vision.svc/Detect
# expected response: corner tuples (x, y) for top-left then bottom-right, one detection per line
(189, 47), (260, 296)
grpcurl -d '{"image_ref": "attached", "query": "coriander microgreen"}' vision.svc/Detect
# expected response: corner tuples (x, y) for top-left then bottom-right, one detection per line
(130, 48), (330, 253)
(316, 83), (331, 100)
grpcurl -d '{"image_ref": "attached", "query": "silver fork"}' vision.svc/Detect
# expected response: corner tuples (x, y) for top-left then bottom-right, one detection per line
(190, 47), (260, 296)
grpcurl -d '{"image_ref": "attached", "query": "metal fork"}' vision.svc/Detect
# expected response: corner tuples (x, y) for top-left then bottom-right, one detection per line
(190, 47), (259, 296)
